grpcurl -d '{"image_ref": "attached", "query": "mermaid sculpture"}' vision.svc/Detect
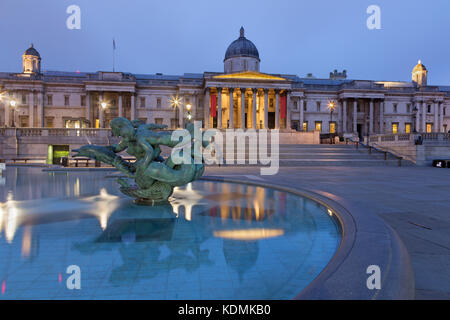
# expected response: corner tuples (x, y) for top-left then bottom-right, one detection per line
(72, 118), (211, 204)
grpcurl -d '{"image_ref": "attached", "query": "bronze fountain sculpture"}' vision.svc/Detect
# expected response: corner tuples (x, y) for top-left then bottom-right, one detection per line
(73, 118), (211, 204)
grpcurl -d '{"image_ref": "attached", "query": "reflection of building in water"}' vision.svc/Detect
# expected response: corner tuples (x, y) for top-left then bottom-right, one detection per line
(0, 188), (122, 244)
(223, 240), (259, 283)
(170, 183), (205, 221)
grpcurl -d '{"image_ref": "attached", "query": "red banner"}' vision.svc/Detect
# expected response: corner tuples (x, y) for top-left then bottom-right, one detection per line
(210, 94), (217, 118)
(280, 95), (287, 119)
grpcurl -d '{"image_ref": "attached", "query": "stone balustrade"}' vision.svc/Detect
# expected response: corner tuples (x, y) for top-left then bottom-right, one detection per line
(369, 133), (450, 146)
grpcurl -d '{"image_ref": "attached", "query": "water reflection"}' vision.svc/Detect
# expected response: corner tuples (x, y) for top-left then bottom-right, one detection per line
(0, 167), (341, 299)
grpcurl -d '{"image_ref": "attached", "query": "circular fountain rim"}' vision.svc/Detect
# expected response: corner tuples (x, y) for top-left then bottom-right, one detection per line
(199, 176), (415, 300)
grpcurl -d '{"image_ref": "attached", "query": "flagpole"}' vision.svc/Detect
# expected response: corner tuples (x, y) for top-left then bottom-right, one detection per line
(112, 38), (116, 72)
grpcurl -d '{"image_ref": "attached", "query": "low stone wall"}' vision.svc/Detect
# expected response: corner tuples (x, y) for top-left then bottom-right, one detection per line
(368, 133), (450, 166)
(0, 128), (116, 161)
(279, 130), (320, 144)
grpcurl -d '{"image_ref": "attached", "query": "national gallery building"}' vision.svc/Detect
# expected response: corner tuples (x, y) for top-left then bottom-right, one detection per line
(1, 27), (450, 137)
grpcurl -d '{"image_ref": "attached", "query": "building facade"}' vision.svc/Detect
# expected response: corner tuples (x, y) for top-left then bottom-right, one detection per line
(1, 27), (450, 138)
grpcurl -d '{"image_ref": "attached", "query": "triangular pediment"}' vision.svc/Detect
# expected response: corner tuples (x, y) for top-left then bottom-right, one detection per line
(213, 71), (286, 81)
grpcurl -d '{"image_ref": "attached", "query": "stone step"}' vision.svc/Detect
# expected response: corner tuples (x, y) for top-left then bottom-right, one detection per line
(210, 159), (412, 167)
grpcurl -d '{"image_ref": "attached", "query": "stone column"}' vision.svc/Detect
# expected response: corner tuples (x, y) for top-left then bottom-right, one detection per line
(342, 99), (347, 133)
(131, 94), (136, 121)
(275, 90), (280, 129)
(241, 89), (245, 129)
(118, 93), (123, 117)
(379, 100), (384, 133)
(353, 99), (357, 133)
(422, 101), (426, 132)
(229, 88), (234, 128)
(204, 88), (210, 129)
(264, 89), (268, 129)
(217, 88), (222, 129)
(39, 91), (44, 127)
(369, 99), (374, 134)
(299, 97), (304, 132)
(440, 102), (444, 132)
(99, 92), (104, 128)
(86, 92), (91, 126)
(415, 102), (420, 132)
(3, 97), (9, 127)
(252, 89), (257, 129)
(286, 91), (291, 130)
(29, 91), (34, 127)
(180, 97), (185, 128)
(434, 102), (439, 132)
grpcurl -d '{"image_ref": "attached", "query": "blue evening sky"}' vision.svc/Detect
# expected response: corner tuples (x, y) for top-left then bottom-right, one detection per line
(1, 0), (449, 84)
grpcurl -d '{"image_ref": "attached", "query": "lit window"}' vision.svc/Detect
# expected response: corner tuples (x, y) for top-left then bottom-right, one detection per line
(95, 119), (100, 128)
(392, 123), (398, 134)
(426, 123), (432, 133)
(405, 123), (411, 134)
(302, 121), (308, 132)
(329, 122), (336, 134)
(315, 121), (322, 132)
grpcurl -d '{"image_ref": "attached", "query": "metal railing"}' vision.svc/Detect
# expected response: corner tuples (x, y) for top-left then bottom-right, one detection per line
(348, 136), (405, 166)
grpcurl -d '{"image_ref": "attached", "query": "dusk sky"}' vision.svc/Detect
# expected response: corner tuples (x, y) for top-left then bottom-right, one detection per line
(1, 0), (449, 84)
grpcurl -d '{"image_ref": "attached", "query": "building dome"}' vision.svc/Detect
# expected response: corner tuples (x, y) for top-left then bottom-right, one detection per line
(22, 44), (41, 74)
(224, 27), (260, 61)
(224, 27), (260, 73)
(412, 59), (427, 86)
(413, 60), (427, 73)
(24, 44), (40, 58)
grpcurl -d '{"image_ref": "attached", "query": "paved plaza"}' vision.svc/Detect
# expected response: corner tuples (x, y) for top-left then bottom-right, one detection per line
(204, 165), (450, 299)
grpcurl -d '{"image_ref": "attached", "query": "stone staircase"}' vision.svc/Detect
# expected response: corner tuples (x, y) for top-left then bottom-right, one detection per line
(213, 144), (415, 167)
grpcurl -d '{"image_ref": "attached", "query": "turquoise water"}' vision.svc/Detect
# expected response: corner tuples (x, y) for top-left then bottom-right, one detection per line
(0, 167), (341, 300)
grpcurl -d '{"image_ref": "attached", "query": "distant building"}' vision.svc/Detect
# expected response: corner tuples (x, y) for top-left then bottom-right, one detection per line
(1, 27), (449, 136)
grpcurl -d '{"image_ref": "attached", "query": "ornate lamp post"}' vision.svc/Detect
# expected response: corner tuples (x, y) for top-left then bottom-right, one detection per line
(10, 99), (17, 128)
(170, 95), (182, 128)
(328, 101), (336, 144)
(186, 103), (192, 124)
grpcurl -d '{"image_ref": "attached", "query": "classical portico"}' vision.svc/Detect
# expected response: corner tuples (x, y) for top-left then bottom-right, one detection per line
(203, 71), (292, 130)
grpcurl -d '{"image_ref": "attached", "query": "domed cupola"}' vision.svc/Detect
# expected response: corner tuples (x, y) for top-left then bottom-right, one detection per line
(412, 59), (427, 86)
(22, 44), (41, 74)
(224, 27), (260, 73)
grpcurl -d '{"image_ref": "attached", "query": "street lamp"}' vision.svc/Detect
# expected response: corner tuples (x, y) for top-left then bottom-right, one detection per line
(327, 101), (336, 143)
(170, 95), (182, 128)
(186, 103), (192, 123)
(101, 101), (108, 109)
(10, 99), (17, 127)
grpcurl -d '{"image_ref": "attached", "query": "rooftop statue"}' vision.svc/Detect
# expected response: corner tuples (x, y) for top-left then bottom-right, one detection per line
(73, 117), (211, 204)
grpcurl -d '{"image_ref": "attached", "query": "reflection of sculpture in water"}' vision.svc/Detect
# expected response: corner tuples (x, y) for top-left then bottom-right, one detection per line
(72, 118), (213, 204)
(72, 202), (214, 286)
